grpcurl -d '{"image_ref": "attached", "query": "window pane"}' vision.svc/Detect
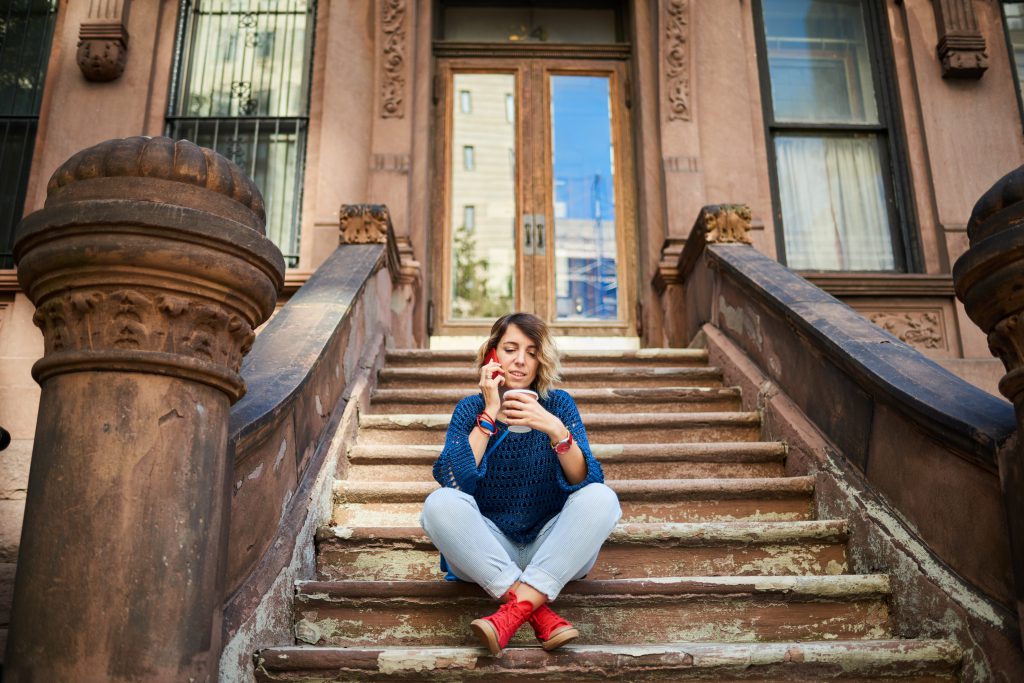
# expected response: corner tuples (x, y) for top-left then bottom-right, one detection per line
(775, 134), (894, 270)
(443, 6), (617, 43)
(178, 0), (312, 117)
(170, 119), (306, 264)
(170, 0), (315, 266)
(1006, 3), (1024, 115)
(450, 74), (516, 319)
(551, 75), (618, 320)
(763, 0), (878, 124)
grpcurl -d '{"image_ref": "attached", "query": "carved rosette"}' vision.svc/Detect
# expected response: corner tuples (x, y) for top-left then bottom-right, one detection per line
(663, 0), (691, 121)
(704, 204), (753, 244)
(15, 137), (284, 402)
(77, 0), (132, 82)
(380, 0), (407, 118)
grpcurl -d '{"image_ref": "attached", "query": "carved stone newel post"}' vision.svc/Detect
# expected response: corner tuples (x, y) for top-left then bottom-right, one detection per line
(953, 166), (1024, 645)
(6, 137), (284, 680)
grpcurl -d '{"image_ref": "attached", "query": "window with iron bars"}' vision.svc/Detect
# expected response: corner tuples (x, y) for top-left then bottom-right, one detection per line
(167, 0), (316, 267)
(0, 0), (58, 270)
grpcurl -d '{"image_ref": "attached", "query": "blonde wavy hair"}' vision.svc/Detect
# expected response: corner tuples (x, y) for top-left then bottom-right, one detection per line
(476, 312), (562, 399)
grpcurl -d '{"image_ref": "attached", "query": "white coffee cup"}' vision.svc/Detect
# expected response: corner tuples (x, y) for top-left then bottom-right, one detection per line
(502, 389), (538, 433)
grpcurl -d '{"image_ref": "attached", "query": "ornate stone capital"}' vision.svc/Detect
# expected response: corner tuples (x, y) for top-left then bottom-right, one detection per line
(77, 0), (131, 82)
(703, 204), (753, 244)
(339, 204), (392, 244)
(380, 0), (407, 118)
(15, 137), (284, 402)
(663, 0), (691, 121)
(933, 0), (988, 79)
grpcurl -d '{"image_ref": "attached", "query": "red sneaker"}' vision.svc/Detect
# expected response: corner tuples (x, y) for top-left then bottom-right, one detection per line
(470, 590), (536, 655)
(528, 603), (579, 651)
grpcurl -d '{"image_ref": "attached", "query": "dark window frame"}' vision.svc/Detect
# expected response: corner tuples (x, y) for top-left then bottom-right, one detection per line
(0, 0), (59, 270)
(752, 0), (921, 273)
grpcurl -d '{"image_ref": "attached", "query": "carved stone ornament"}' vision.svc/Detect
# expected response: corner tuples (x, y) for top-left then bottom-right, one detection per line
(31, 289), (255, 374)
(703, 204), (753, 244)
(77, 0), (132, 82)
(380, 0), (407, 118)
(339, 204), (392, 244)
(867, 311), (944, 350)
(933, 0), (988, 79)
(395, 235), (422, 286)
(664, 0), (691, 121)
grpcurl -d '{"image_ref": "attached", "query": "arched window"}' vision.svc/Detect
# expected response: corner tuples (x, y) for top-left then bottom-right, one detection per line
(167, 0), (317, 267)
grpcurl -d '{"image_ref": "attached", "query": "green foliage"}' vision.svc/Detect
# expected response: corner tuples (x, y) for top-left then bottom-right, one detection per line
(452, 223), (512, 318)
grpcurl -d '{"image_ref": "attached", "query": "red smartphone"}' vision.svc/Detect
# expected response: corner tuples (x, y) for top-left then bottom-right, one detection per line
(484, 348), (502, 379)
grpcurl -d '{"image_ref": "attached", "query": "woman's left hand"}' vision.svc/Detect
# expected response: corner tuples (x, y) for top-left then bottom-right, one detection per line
(502, 395), (563, 439)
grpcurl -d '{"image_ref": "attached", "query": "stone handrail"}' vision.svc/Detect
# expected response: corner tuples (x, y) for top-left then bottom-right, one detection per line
(660, 205), (1019, 642)
(220, 204), (419, 678)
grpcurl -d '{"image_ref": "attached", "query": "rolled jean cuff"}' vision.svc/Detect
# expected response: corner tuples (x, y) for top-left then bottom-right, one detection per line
(519, 565), (564, 602)
(482, 563), (522, 600)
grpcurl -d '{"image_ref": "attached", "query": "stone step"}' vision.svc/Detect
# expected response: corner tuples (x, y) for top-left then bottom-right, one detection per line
(314, 520), (849, 582)
(368, 386), (743, 414)
(385, 348), (711, 368)
(356, 412), (762, 445)
(331, 478), (816, 526)
(292, 575), (892, 647)
(347, 442), (787, 481)
(377, 366), (725, 390)
(255, 640), (961, 681)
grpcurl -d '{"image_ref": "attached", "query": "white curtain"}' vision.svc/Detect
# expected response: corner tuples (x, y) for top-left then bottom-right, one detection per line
(775, 135), (895, 271)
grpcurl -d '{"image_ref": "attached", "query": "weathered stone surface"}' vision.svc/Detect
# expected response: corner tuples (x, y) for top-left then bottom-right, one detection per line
(293, 576), (891, 647)
(369, 386), (743, 415)
(255, 640), (961, 681)
(377, 366), (725, 389)
(355, 411), (761, 445)
(315, 521), (847, 582)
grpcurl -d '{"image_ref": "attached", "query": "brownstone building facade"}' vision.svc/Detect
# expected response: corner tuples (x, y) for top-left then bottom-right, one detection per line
(2, 0), (1024, 676)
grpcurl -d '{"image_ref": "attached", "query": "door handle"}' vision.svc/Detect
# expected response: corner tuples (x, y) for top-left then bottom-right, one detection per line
(522, 214), (534, 254)
(534, 215), (546, 255)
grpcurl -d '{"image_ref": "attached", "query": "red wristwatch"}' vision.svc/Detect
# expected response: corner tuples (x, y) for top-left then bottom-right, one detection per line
(551, 430), (573, 454)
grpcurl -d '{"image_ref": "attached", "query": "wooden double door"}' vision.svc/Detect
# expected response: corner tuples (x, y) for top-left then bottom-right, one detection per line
(431, 53), (637, 336)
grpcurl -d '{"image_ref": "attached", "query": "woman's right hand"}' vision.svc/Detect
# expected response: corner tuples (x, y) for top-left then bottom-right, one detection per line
(479, 361), (504, 416)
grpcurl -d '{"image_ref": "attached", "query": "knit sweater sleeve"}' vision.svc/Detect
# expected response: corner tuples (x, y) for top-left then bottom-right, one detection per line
(550, 390), (605, 493)
(432, 396), (488, 494)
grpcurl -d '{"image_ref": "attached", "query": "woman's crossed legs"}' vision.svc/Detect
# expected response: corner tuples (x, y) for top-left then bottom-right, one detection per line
(420, 483), (621, 652)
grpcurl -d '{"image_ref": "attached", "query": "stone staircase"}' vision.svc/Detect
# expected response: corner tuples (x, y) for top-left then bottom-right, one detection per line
(255, 348), (961, 681)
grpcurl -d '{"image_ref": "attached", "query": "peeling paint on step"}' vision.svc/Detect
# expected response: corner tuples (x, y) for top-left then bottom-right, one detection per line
(376, 649), (479, 674)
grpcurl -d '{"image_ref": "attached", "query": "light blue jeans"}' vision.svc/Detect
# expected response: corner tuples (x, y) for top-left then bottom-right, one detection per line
(419, 483), (621, 601)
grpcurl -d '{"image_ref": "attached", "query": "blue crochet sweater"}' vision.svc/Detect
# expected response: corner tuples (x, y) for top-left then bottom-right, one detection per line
(432, 389), (605, 544)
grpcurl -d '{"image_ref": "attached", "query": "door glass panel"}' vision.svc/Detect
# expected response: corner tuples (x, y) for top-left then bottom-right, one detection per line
(774, 134), (894, 270)
(551, 75), (618, 320)
(762, 0), (878, 125)
(443, 7), (617, 43)
(450, 73), (517, 319)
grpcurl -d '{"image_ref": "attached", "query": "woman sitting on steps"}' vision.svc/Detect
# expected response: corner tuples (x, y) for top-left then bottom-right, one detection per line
(420, 312), (621, 655)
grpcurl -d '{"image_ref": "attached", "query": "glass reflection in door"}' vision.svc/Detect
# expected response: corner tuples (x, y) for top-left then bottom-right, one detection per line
(450, 73), (517, 319)
(550, 75), (617, 320)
